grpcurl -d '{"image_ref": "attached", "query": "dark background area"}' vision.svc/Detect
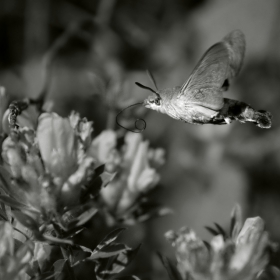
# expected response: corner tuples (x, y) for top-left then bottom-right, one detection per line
(1, 0), (280, 279)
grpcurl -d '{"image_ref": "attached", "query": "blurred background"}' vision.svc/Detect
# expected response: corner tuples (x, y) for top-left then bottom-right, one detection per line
(1, 0), (280, 278)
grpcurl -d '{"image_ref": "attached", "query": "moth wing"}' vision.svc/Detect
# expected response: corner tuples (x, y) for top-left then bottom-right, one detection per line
(222, 29), (246, 79)
(178, 42), (229, 110)
(179, 30), (245, 110)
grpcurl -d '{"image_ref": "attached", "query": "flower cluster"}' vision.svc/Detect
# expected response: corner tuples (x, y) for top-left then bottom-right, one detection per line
(162, 206), (280, 280)
(1, 111), (95, 209)
(91, 130), (167, 223)
(0, 85), (166, 279)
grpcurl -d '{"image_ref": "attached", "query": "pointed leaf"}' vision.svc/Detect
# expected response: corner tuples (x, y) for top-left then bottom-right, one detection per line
(205, 226), (219, 236)
(53, 259), (76, 280)
(0, 221), (14, 257)
(95, 228), (126, 251)
(43, 235), (73, 245)
(203, 240), (211, 251)
(230, 204), (242, 240)
(158, 253), (183, 280)
(133, 206), (173, 224)
(26, 259), (40, 277)
(12, 211), (40, 234)
(89, 243), (127, 260)
(96, 244), (141, 278)
(110, 244), (141, 274)
(0, 166), (12, 194)
(35, 271), (58, 280)
(67, 208), (98, 229)
(77, 245), (92, 254)
(81, 171), (115, 202)
(95, 164), (105, 177)
(214, 223), (227, 238)
(61, 227), (85, 239)
(0, 195), (33, 211)
(0, 206), (8, 221)
(114, 277), (141, 280)
(15, 240), (34, 262)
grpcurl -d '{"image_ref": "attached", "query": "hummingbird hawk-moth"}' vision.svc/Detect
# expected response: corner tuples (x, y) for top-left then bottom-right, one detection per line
(117, 30), (272, 132)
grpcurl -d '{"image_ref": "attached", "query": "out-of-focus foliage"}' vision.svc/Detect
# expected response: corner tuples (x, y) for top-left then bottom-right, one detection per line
(0, 221), (33, 280)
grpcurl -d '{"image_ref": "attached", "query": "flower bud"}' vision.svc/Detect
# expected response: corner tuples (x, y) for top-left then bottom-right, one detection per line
(61, 157), (95, 206)
(236, 217), (265, 245)
(127, 141), (149, 192)
(88, 130), (119, 172)
(135, 167), (159, 192)
(1, 137), (25, 178)
(37, 113), (78, 181)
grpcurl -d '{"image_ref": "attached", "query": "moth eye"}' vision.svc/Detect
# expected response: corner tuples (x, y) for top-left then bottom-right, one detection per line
(155, 98), (161, 106)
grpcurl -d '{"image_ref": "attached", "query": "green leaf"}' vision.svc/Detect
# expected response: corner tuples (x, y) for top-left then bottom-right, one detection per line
(12, 211), (40, 235)
(61, 227), (85, 239)
(77, 245), (92, 254)
(214, 223), (227, 238)
(158, 253), (183, 280)
(0, 205), (8, 221)
(89, 243), (127, 260)
(230, 204), (242, 240)
(96, 244), (141, 278)
(0, 221), (14, 257)
(81, 169), (115, 202)
(257, 266), (280, 280)
(109, 244), (141, 274)
(13, 226), (30, 240)
(119, 199), (172, 225)
(13, 238), (24, 253)
(15, 240), (34, 262)
(205, 226), (219, 236)
(43, 235), (73, 245)
(35, 271), (57, 280)
(0, 166), (12, 194)
(0, 195), (32, 211)
(54, 259), (67, 273)
(53, 259), (76, 280)
(95, 228), (126, 252)
(114, 276), (141, 280)
(67, 208), (98, 229)
(100, 172), (115, 188)
(26, 259), (40, 277)
(95, 164), (105, 177)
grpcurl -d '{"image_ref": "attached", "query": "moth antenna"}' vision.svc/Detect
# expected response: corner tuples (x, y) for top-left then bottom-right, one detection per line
(135, 82), (157, 94)
(135, 82), (161, 99)
(116, 102), (147, 133)
(146, 70), (159, 91)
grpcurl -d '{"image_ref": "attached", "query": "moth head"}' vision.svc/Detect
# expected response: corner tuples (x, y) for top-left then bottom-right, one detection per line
(136, 70), (166, 112)
(144, 95), (162, 110)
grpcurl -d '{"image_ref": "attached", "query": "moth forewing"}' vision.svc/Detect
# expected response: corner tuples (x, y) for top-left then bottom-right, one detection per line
(180, 42), (229, 92)
(222, 30), (246, 79)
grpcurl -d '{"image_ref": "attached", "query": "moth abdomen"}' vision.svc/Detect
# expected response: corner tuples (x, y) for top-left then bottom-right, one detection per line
(253, 110), (272, 129)
(213, 99), (272, 129)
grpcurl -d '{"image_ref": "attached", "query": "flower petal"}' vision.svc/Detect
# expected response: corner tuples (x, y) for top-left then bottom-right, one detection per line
(127, 141), (149, 192)
(37, 113), (78, 180)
